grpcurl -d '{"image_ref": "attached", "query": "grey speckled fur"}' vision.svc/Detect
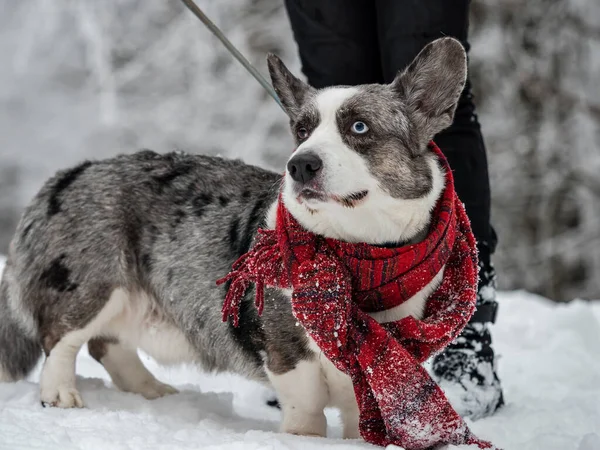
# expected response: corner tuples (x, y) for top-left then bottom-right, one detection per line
(0, 151), (312, 381)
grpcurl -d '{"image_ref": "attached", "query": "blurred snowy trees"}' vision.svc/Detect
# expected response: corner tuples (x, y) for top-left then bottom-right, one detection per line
(470, 0), (600, 300)
(0, 0), (598, 300)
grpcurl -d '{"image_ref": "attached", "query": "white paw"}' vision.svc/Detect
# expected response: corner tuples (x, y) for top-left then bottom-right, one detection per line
(41, 385), (84, 408)
(137, 379), (179, 400)
(281, 411), (327, 437)
(343, 426), (360, 440)
(288, 431), (325, 437)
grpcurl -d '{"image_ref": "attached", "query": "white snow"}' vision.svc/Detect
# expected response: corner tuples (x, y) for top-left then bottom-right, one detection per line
(0, 256), (599, 450)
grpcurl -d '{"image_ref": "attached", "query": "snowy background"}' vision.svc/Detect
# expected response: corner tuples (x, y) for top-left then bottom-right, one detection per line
(0, 0), (599, 301)
(1, 2), (600, 449)
(0, 257), (599, 450)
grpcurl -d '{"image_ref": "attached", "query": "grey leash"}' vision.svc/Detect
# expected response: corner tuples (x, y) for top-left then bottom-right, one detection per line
(180, 0), (285, 112)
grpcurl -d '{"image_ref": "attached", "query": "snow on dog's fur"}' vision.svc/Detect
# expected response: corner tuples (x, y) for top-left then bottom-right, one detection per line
(0, 38), (467, 438)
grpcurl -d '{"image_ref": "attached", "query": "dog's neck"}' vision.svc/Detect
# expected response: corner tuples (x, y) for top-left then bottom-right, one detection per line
(266, 155), (445, 246)
(376, 227), (429, 249)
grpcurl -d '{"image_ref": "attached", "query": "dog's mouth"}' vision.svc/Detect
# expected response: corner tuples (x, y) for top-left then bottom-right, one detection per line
(297, 188), (327, 203)
(297, 189), (369, 208)
(333, 190), (369, 208)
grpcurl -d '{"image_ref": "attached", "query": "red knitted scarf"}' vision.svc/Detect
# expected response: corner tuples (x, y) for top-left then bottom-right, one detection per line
(217, 142), (495, 450)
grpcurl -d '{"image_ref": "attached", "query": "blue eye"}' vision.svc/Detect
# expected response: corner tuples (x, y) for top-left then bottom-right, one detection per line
(351, 121), (369, 134)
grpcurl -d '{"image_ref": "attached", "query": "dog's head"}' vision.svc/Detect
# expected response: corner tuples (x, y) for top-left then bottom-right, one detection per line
(267, 38), (467, 245)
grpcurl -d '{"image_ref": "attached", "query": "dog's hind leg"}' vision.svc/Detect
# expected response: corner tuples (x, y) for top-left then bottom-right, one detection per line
(40, 330), (86, 408)
(39, 288), (128, 408)
(88, 337), (178, 400)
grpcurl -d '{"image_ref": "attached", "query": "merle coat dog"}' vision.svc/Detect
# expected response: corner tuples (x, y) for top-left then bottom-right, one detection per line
(0, 38), (467, 439)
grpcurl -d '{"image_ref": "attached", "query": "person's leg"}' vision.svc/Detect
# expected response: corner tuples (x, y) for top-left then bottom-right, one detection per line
(283, 0), (383, 87)
(375, 0), (503, 419)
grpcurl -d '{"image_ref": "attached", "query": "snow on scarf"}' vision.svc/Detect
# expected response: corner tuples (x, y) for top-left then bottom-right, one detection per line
(217, 142), (496, 450)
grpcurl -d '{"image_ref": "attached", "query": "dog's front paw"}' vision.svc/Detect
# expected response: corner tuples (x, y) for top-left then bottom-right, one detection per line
(41, 385), (84, 408)
(343, 426), (360, 440)
(288, 431), (325, 438)
(281, 411), (327, 438)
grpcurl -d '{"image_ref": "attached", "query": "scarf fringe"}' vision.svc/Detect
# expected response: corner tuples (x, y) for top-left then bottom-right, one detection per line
(217, 229), (284, 326)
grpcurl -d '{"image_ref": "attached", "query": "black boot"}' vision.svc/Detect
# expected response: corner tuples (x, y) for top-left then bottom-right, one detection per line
(432, 243), (504, 419)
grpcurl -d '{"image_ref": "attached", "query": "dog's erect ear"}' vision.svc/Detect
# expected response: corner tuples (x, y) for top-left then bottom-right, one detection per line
(267, 54), (313, 120)
(392, 37), (467, 152)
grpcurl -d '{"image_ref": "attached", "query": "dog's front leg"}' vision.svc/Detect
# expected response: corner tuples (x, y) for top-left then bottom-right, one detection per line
(266, 357), (328, 437)
(340, 397), (360, 439)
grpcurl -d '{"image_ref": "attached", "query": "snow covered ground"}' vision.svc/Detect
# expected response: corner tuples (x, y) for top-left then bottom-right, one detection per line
(0, 255), (599, 450)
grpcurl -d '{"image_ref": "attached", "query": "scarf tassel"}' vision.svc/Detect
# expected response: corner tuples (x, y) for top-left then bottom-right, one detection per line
(216, 231), (281, 326)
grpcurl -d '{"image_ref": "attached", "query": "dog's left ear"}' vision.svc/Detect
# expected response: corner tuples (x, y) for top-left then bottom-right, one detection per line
(267, 54), (314, 120)
(392, 37), (467, 152)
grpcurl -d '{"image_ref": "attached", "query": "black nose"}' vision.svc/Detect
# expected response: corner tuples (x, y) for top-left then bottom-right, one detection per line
(287, 152), (323, 183)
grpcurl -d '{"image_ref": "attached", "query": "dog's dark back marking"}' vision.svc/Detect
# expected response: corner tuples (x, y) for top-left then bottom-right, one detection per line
(40, 254), (78, 292)
(219, 195), (230, 207)
(228, 217), (241, 255)
(47, 161), (93, 216)
(173, 209), (186, 228)
(133, 149), (160, 161)
(21, 222), (33, 239)
(172, 182), (197, 206)
(192, 193), (214, 218)
(141, 253), (153, 272)
(148, 225), (159, 245)
(239, 194), (269, 255)
(228, 293), (265, 370)
(151, 157), (194, 193)
(122, 213), (143, 272)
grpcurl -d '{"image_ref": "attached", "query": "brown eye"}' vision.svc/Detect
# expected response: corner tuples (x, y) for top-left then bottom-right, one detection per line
(297, 127), (309, 140)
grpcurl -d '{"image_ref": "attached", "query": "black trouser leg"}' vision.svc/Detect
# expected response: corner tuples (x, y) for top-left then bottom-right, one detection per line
(283, 0), (383, 87)
(284, 0), (496, 257)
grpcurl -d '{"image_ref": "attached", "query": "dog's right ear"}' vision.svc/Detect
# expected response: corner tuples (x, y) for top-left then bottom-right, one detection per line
(267, 54), (313, 120)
